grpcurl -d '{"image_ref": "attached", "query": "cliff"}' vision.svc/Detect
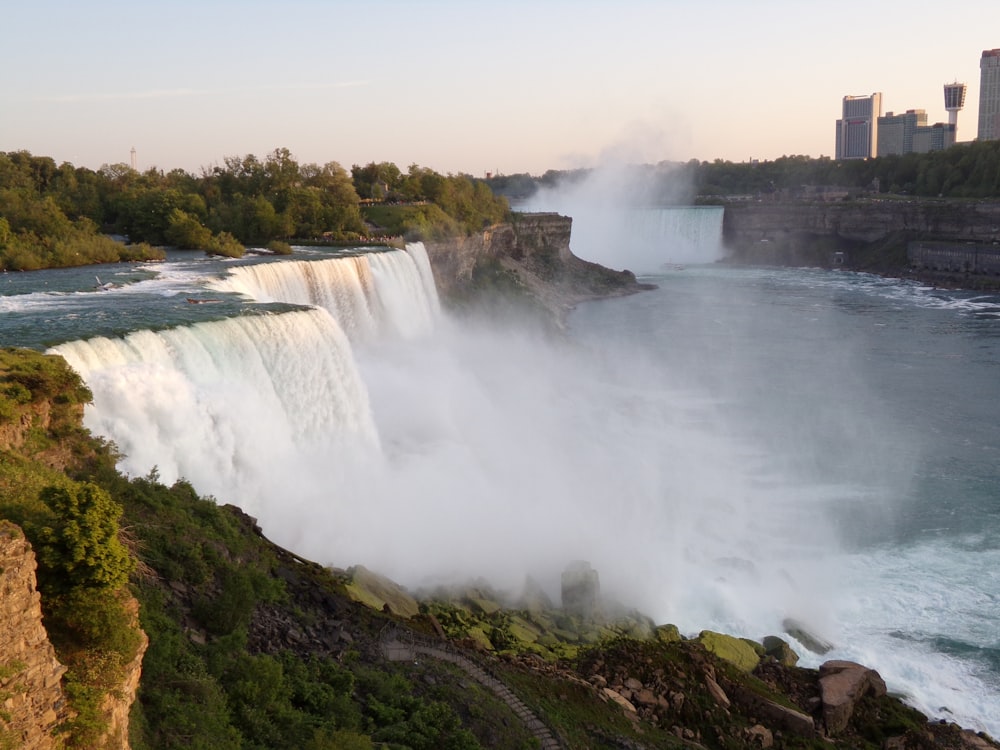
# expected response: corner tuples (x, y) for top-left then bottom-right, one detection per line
(424, 212), (652, 324)
(722, 199), (1000, 247)
(721, 199), (1000, 288)
(0, 522), (69, 750)
(0, 350), (146, 750)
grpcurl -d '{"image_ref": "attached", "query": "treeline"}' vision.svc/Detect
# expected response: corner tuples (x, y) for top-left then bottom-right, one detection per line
(0, 149), (510, 271)
(485, 138), (1000, 202)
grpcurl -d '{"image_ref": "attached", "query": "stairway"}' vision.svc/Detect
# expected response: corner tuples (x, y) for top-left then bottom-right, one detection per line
(382, 628), (563, 750)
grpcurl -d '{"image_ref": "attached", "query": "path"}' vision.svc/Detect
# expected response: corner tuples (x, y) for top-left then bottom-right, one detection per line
(381, 627), (563, 750)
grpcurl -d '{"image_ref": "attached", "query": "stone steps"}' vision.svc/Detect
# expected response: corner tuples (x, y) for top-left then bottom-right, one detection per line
(381, 629), (563, 749)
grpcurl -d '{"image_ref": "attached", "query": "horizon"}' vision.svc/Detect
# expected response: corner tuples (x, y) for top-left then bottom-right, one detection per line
(3, 1), (999, 177)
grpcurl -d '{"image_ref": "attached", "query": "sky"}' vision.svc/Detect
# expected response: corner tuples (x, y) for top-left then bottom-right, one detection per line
(3, 0), (1000, 177)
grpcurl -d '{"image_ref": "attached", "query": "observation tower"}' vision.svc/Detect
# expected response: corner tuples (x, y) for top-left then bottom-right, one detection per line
(943, 82), (967, 138)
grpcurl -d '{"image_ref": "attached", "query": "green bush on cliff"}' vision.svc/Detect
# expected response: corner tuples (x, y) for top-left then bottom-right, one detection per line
(34, 481), (134, 593)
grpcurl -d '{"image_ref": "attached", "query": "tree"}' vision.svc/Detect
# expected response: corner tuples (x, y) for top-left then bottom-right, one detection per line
(35, 482), (134, 593)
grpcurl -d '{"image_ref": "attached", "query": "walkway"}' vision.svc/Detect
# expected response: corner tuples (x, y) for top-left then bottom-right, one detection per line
(381, 627), (563, 750)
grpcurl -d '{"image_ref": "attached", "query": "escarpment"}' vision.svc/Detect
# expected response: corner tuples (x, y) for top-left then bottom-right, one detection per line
(0, 522), (69, 749)
(424, 212), (652, 324)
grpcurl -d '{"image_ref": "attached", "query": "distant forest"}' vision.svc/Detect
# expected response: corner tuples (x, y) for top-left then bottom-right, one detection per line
(0, 148), (509, 271)
(485, 138), (1000, 204)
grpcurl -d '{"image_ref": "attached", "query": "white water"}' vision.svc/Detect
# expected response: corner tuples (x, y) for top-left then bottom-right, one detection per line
(43, 236), (1000, 739)
(209, 243), (440, 341)
(50, 308), (380, 517)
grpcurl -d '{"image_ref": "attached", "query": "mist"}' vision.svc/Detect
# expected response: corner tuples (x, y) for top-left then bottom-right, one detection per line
(523, 161), (727, 274)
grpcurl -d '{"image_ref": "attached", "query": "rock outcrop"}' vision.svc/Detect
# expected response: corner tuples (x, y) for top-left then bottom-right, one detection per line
(424, 212), (651, 324)
(818, 659), (887, 735)
(0, 521), (69, 750)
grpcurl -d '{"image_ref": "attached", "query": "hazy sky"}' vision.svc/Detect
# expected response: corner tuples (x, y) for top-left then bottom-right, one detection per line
(4, 0), (999, 177)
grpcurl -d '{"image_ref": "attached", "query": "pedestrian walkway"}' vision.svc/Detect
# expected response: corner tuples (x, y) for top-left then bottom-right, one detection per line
(381, 627), (563, 750)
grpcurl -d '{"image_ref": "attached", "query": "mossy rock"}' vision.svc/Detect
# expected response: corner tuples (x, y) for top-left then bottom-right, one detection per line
(697, 630), (761, 672)
(507, 615), (542, 644)
(468, 597), (502, 616)
(343, 565), (419, 618)
(654, 624), (683, 643)
(465, 626), (495, 651)
(762, 635), (800, 667)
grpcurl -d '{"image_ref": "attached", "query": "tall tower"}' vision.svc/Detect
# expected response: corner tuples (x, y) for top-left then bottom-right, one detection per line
(978, 49), (1000, 141)
(943, 82), (967, 138)
(130, 146), (137, 171)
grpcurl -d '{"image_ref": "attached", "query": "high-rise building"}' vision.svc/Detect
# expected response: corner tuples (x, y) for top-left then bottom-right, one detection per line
(912, 122), (957, 153)
(836, 93), (882, 159)
(878, 109), (927, 156)
(943, 82), (967, 139)
(978, 49), (1000, 141)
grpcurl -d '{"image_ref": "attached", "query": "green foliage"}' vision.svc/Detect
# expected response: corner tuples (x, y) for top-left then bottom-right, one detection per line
(165, 208), (214, 249)
(205, 231), (245, 258)
(34, 481), (134, 592)
(266, 239), (293, 255)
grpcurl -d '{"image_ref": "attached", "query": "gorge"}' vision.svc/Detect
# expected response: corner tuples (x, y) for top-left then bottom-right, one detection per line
(2, 209), (999, 749)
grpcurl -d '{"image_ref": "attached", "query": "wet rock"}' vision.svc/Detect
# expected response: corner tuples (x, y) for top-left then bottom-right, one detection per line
(762, 635), (799, 667)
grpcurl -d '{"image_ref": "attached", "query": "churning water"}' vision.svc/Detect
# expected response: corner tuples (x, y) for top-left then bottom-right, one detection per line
(2, 226), (997, 736)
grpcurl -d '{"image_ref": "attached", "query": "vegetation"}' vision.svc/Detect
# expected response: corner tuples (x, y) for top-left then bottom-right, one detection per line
(485, 139), (1000, 203)
(0, 149), (510, 272)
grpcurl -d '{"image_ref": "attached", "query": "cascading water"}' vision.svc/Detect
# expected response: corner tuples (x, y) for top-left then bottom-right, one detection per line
(209, 243), (440, 341)
(49, 307), (379, 517)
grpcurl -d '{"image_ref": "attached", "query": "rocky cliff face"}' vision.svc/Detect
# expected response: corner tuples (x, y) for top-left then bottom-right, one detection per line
(424, 212), (649, 323)
(0, 521), (69, 750)
(723, 200), (1000, 246)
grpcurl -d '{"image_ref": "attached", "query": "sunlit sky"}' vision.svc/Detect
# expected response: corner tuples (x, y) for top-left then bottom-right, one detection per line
(3, 0), (999, 177)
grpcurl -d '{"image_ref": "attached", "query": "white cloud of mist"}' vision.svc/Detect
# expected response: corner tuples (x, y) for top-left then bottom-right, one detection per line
(524, 162), (726, 274)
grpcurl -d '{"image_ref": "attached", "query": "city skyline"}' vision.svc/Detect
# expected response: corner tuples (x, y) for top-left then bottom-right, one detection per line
(3, 0), (1000, 177)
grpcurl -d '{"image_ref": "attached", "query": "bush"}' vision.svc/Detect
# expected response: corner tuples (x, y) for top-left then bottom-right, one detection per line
(34, 481), (134, 593)
(266, 240), (292, 255)
(206, 231), (245, 258)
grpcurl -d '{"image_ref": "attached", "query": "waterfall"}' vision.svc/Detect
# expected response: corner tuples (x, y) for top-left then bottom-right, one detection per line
(627, 207), (725, 265)
(211, 243), (440, 341)
(48, 308), (379, 512)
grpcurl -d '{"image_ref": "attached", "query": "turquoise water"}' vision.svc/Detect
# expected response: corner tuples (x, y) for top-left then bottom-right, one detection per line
(3, 249), (999, 736)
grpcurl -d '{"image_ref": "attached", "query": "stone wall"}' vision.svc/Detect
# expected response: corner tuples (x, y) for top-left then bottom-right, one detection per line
(0, 521), (69, 750)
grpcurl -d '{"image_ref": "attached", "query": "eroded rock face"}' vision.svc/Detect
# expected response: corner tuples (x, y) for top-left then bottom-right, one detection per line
(818, 659), (887, 735)
(0, 522), (69, 750)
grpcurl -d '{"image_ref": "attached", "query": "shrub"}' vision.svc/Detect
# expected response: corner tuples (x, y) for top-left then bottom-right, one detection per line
(34, 481), (134, 593)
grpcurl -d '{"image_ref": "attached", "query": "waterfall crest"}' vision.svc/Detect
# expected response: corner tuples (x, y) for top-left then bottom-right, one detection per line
(212, 243), (440, 340)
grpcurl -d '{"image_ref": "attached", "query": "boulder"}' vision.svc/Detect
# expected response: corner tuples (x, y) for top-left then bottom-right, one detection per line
(782, 618), (833, 655)
(762, 635), (799, 666)
(654, 623), (683, 643)
(697, 630), (761, 672)
(818, 660), (887, 735)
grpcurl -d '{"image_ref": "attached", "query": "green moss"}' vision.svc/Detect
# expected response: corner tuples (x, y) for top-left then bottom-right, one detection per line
(697, 631), (761, 672)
